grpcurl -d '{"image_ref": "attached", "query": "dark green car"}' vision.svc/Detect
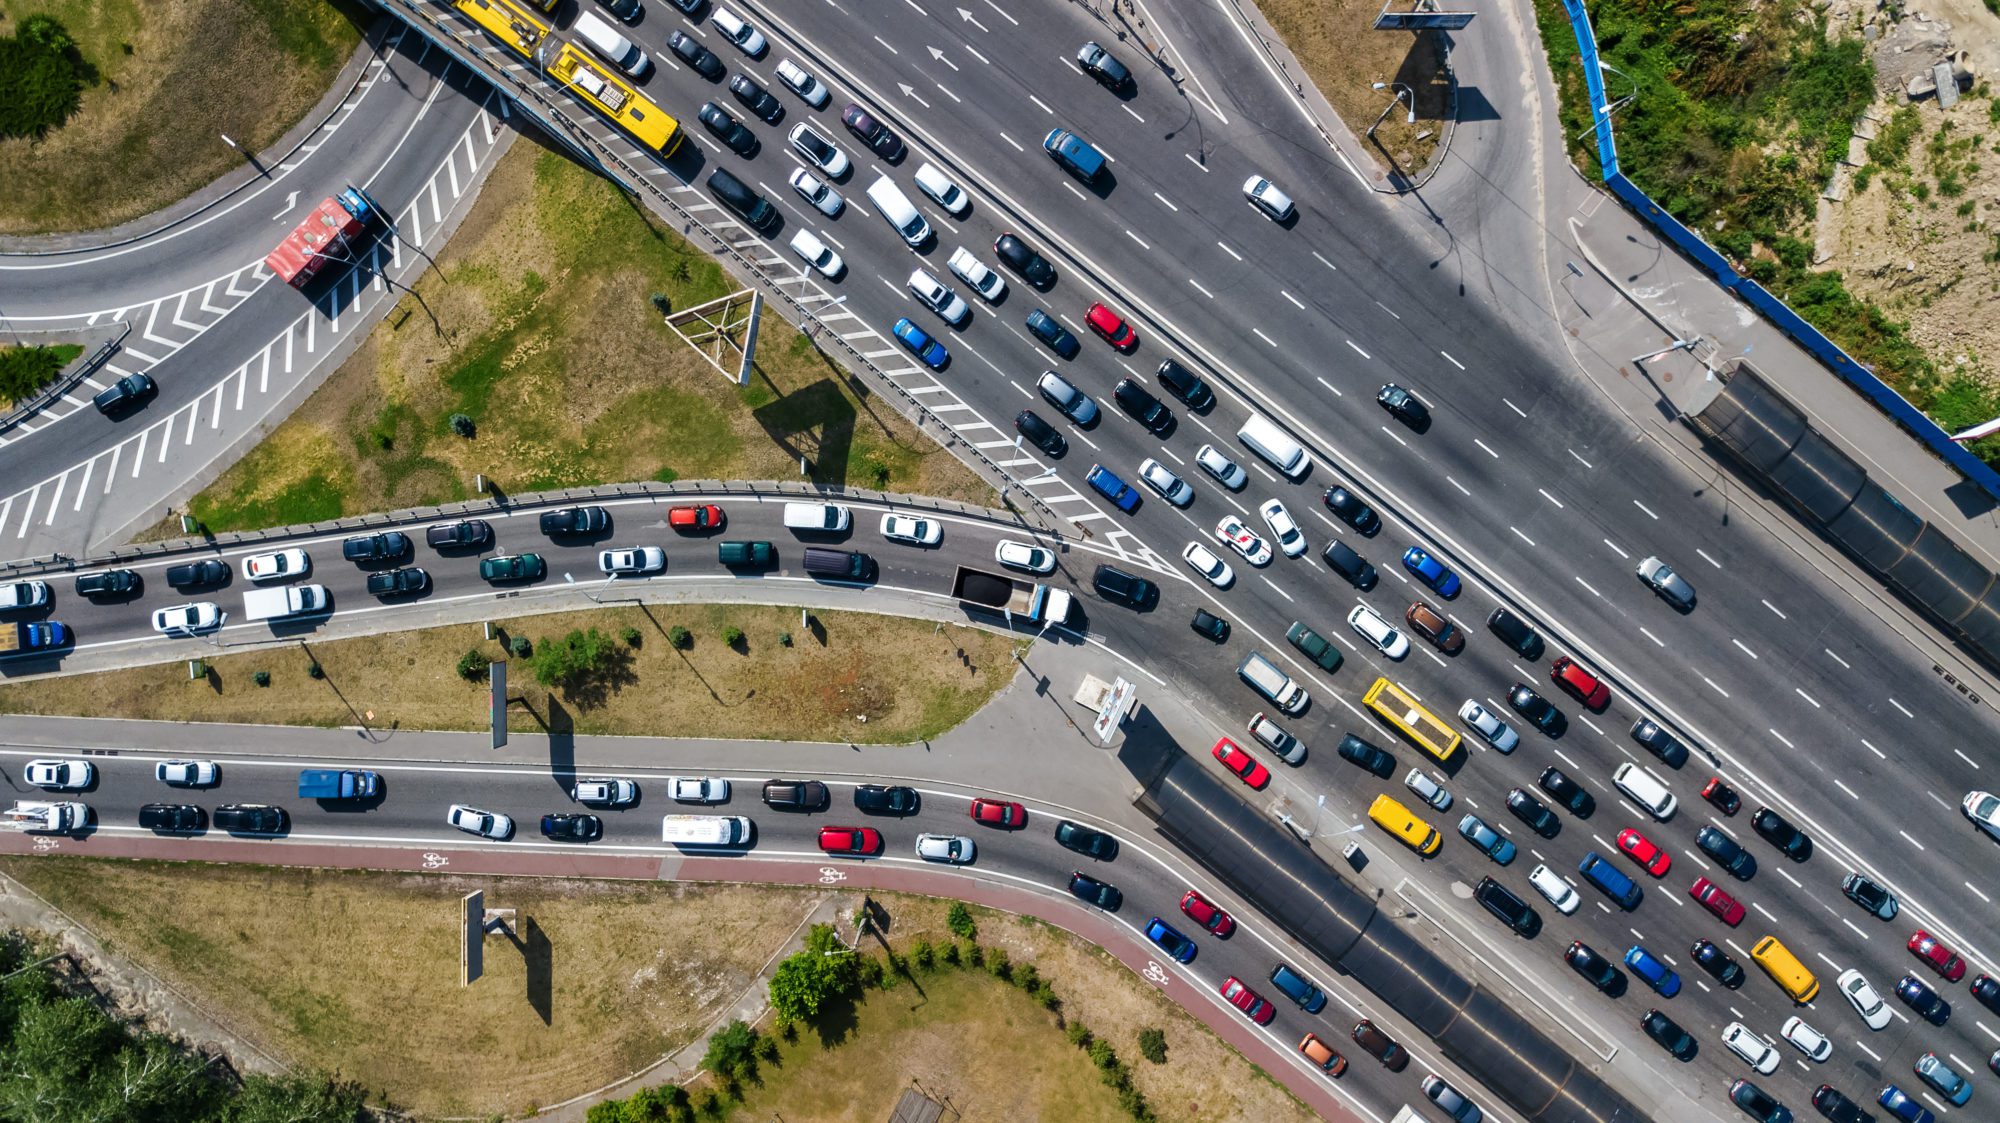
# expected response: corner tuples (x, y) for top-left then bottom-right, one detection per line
(1054, 820), (1118, 861)
(1286, 621), (1343, 672)
(479, 554), (545, 583)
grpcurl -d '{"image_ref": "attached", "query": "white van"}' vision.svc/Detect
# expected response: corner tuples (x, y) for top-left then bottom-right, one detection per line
(242, 584), (328, 622)
(572, 11), (652, 77)
(1238, 652), (1307, 714)
(0, 580), (50, 611)
(865, 176), (931, 247)
(661, 814), (753, 847)
(782, 501), (851, 533)
(1237, 415), (1309, 479)
(1613, 762), (1678, 820)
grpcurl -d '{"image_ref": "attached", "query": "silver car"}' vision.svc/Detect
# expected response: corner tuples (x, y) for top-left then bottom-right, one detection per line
(915, 833), (976, 864)
(1139, 458), (1193, 506)
(1196, 443), (1247, 490)
(1036, 370), (1098, 424)
(1404, 768), (1451, 810)
(1247, 711), (1305, 764)
(788, 169), (843, 216)
(571, 779), (639, 807)
(598, 547), (666, 575)
(156, 760), (219, 787)
(1637, 555), (1696, 609)
(906, 269), (969, 325)
(448, 804), (514, 840)
(669, 776), (730, 804)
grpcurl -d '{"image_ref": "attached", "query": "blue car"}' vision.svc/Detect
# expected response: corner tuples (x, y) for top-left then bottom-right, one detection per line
(1623, 945), (1681, 998)
(1146, 917), (1196, 963)
(1086, 464), (1141, 513)
(1878, 1084), (1936, 1123)
(1914, 1053), (1971, 1106)
(1402, 546), (1461, 598)
(1026, 308), (1082, 360)
(892, 317), (949, 369)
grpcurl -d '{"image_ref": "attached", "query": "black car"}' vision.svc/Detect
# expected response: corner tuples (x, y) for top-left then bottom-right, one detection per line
(342, 531), (410, 563)
(1321, 486), (1381, 535)
(1015, 410), (1067, 457)
(698, 102), (758, 155)
(1351, 1020), (1409, 1071)
(1473, 876), (1541, 937)
(138, 803), (204, 832)
(853, 785), (918, 815)
(540, 813), (602, 841)
(1025, 308), (1081, 359)
(1075, 40), (1131, 89)
(1971, 973), (2000, 1015)
(1897, 973), (1950, 1024)
(426, 519), (492, 550)
(366, 567), (429, 597)
(1055, 820), (1118, 860)
(840, 102), (903, 159)
(993, 233), (1055, 288)
(1092, 564), (1155, 609)
(1728, 1079), (1791, 1123)
(1190, 608), (1229, 642)
(1507, 684), (1565, 735)
(1628, 718), (1689, 768)
(1752, 807), (1814, 861)
(1506, 788), (1560, 838)
(1336, 734), (1395, 778)
(761, 779), (830, 811)
(1486, 607), (1545, 660)
(1537, 767), (1594, 817)
(1809, 1085), (1873, 1123)
(1155, 359), (1214, 409)
(728, 74), (783, 122)
(1840, 872), (1897, 919)
(1696, 826), (1757, 879)
(1691, 938), (1747, 988)
(165, 559), (228, 589)
(1068, 871), (1121, 910)
(1642, 1009), (1697, 1061)
(91, 371), (156, 416)
(1376, 383), (1431, 427)
(668, 30), (725, 80)
(1565, 941), (1626, 995)
(74, 569), (140, 598)
(539, 506), (609, 537)
(1321, 540), (1378, 590)
(212, 804), (286, 833)
(1112, 380), (1172, 434)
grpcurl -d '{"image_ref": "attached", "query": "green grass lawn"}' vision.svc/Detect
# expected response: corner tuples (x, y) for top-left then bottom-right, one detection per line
(0, 341), (81, 407)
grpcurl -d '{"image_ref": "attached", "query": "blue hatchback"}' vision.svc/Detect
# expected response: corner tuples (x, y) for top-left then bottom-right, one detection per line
(1086, 464), (1142, 512)
(1623, 945), (1681, 998)
(1401, 546), (1461, 597)
(893, 317), (949, 369)
(1026, 308), (1082, 360)
(1879, 1084), (1936, 1123)
(1146, 917), (1196, 963)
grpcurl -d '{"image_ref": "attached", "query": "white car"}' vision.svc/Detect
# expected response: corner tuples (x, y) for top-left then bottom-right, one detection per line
(241, 548), (309, 582)
(155, 760), (219, 787)
(1963, 790), (2000, 838)
(448, 804), (514, 840)
(787, 123), (850, 177)
(1247, 711), (1305, 764)
(912, 163), (970, 217)
(1214, 516), (1273, 566)
(775, 59), (829, 107)
(906, 269), (969, 325)
(1138, 458), (1193, 506)
(1346, 604), (1410, 659)
(152, 602), (221, 636)
(995, 539), (1055, 574)
(1836, 968), (1892, 1030)
(710, 7), (767, 56)
(669, 776), (731, 804)
(788, 168), (843, 216)
(1196, 443), (1247, 490)
(915, 832), (976, 864)
(788, 229), (843, 278)
(1258, 499), (1306, 557)
(0, 580), (49, 610)
(946, 247), (1006, 301)
(1242, 175), (1297, 221)
(1458, 700), (1519, 752)
(1181, 542), (1234, 588)
(880, 513), (942, 546)
(571, 778), (639, 806)
(1528, 864), (1580, 914)
(1404, 768), (1451, 811)
(23, 759), (92, 790)
(598, 547), (666, 575)
(1721, 1022), (1780, 1075)
(1780, 1016), (1831, 1062)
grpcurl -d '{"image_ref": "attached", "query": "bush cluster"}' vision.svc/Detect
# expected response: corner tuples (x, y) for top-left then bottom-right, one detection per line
(0, 16), (87, 141)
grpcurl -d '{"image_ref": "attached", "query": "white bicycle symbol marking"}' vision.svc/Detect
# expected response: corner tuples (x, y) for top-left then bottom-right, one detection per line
(1142, 960), (1169, 987)
(31, 837), (58, 852)
(818, 867), (847, 884)
(421, 852), (449, 869)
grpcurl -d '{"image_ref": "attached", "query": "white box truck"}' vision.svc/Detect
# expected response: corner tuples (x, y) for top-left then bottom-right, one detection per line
(242, 584), (328, 621)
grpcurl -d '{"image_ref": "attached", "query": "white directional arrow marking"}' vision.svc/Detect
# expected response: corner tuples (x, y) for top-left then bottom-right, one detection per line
(897, 82), (932, 108)
(271, 190), (300, 221)
(957, 6), (989, 31)
(927, 46), (959, 72)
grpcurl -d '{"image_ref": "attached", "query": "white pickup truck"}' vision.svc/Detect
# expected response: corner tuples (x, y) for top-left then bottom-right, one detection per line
(242, 584), (328, 622)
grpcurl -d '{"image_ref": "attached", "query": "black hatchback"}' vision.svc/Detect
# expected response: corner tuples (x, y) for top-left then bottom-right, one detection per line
(139, 804), (204, 833)
(541, 813), (602, 841)
(1508, 684), (1566, 736)
(1092, 564), (1155, 609)
(1486, 607), (1545, 660)
(1190, 608), (1229, 642)
(1376, 383), (1431, 428)
(1055, 820), (1118, 860)
(1752, 806), (1814, 861)
(1155, 359), (1214, 410)
(668, 31), (725, 80)
(1565, 941), (1626, 995)
(1473, 877), (1540, 937)
(165, 559), (228, 589)
(1629, 718), (1690, 768)
(699, 102), (758, 155)
(1321, 486), (1380, 535)
(1068, 871), (1121, 910)
(1696, 826), (1757, 879)
(1642, 1009), (1696, 1061)
(1537, 766), (1594, 817)
(728, 74), (783, 122)
(853, 785), (918, 815)
(92, 372), (156, 416)
(1113, 379), (1172, 434)
(366, 567), (429, 597)
(1015, 409), (1066, 457)
(1336, 734), (1395, 778)
(74, 569), (141, 598)
(1690, 938), (1747, 988)
(1507, 788), (1560, 838)
(993, 233), (1055, 288)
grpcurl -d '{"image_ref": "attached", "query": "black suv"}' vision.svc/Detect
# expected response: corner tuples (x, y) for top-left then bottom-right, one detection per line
(1696, 826), (1757, 879)
(342, 531), (410, 564)
(212, 804), (286, 833)
(1376, 383), (1431, 427)
(1486, 607), (1545, 660)
(165, 559), (227, 589)
(74, 569), (141, 598)
(667, 30), (725, 80)
(1508, 684), (1566, 736)
(1752, 807), (1814, 861)
(540, 506), (610, 536)
(1321, 486), (1380, 535)
(1506, 789), (1560, 838)
(1537, 766), (1594, 817)
(1810, 1086), (1872, 1123)
(1321, 540), (1378, 590)
(1336, 734), (1395, 778)
(728, 74), (783, 122)
(1015, 410), (1067, 457)
(1564, 941), (1625, 995)
(92, 372), (156, 416)
(1641, 1009), (1697, 1061)
(540, 813), (602, 841)
(1628, 718), (1689, 768)
(1054, 820), (1118, 860)
(1473, 877), (1541, 937)
(426, 519), (491, 550)
(853, 785), (918, 815)
(366, 567), (429, 597)
(1112, 379), (1172, 434)
(1691, 938), (1747, 988)
(761, 779), (830, 811)
(698, 102), (758, 155)
(1155, 359), (1214, 410)
(138, 804), (204, 833)
(1092, 565), (1155, 609)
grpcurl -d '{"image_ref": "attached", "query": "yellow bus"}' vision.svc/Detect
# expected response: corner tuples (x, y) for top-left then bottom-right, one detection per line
(1368, 795), (1441, 856)
(453, 0), (550, 61)
(1750, 936), (1819, 1003)
(547, 44), (684, 156)
(1362, 677), (1462, 765)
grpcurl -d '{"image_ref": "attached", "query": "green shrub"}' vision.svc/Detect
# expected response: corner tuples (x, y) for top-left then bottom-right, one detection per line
(911, 939), (935, 972)
(0, 16), (87, 141)
(778, 631), (793, 647)
(306, 662), (324, 679)
(698, 1020), (759, 1083)
(449, 413), (476, 438)
(620, 625), (641, 647)
(946, 902), (976, 939)
(1012, 963), (1039, 992)
(529, 627), (615, 690)
(252, 670), (271, 688)
(1035, 982), (1059, 1011)
(1137, 1027), (1167, 1064)
(1087, 1039), (1117, 1071)
(722, 625), (744, 646)
(456, 648), (492, 681)
(986, 948), (1010, 980)
(509, 635), (533, 658)
(1118, 1084), (1152, 1121)
(1065, 1021), (1092, 1047)
(669, 625), (691, 649)
(940, 941), (961, 967)
(966, 943), (984, 968)
(0, 343), (81, 404)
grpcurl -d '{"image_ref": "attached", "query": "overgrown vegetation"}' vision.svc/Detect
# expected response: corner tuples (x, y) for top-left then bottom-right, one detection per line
(0, 14), (85, 139)
(0, 342), (82, 406)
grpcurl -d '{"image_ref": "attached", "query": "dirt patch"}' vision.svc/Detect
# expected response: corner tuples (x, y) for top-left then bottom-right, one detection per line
(0, 605), (1023, 744)
(1258, 0), (1450, 177)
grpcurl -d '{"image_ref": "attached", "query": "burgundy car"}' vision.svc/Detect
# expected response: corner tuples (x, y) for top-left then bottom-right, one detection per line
(1219, 976), (1275, 1024)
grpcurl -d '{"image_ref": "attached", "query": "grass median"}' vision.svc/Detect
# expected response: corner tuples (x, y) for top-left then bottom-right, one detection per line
(1258, 0), (1449, 176)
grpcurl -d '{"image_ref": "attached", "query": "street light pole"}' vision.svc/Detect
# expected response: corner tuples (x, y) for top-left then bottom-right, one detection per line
(1367, 82), (1416, 140)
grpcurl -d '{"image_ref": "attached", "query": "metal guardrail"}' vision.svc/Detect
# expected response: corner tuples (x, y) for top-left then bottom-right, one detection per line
(0, 324), (131, 437)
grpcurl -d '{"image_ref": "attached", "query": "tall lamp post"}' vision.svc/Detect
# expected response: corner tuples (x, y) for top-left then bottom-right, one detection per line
(1367, 82), (1416, 140)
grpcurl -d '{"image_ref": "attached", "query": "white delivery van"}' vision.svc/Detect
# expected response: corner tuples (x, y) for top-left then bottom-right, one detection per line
(1238, 652), (1308, 714)
(661, 814), (754, 847)
(782, 502), (851, 533)
(572, 11), (652, 77)
(242, 584), (328, 622)
(1613, 762), (1678, 820)
(865, 176), (932, 247)
(1237, 414), (1309, 479)
(0, 580), (50, 611)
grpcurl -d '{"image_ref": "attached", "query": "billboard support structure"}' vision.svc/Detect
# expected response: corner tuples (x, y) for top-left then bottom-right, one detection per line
(664, 289), (761, 386)
(459, 889), (518, 986)
(489, 659), (508, 749)
(1372, 0), (1475, 30)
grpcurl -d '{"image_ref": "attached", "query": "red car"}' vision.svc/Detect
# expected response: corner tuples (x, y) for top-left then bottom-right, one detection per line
(1212, 737), (1270, 789)
(817, 825), (882, 856)
(1550, 656), (1611, 711)
(1180, 890), (1236, 937)
(668, 504), (724, 531)
(1219, 976), (1275, 1025)
(1689, 876), (1745, 926)
(1702, 777), (1741, 815)
(1616, 828), (1672, 877)
(969, 797), (1026, 828)
(1085, 302), (1137, 351)
(1909, 929), (1968, 982)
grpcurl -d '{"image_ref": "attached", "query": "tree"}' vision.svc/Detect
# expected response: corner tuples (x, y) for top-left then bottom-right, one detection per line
(1136, 1027), (1167, 1064)
(698, 1020), (759, 1082)
(767, 923), (858, 1027)
(530, 627), (613, 689)
(946, 902), (976, 939)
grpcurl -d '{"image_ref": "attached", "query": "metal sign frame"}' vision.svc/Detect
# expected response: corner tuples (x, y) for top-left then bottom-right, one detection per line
(1373, 0), (1475, 30)
(663, 288), (762, 386)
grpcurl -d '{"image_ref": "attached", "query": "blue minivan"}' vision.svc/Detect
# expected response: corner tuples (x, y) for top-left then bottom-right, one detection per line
(1268, 963), (1327, 1013)
(1577, 851), (1643, 910)
(1086, 464), (1142, 512)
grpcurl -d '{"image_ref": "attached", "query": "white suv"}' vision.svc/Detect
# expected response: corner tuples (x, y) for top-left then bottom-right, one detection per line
(946, 247), (1006, 301)
(906, 269), (969, 325)
(1721, 1022), (1779, 1074)
(1528, 864), (1579, 914)
(571, 779), (638, 806)
(775, 60), (829, 107)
